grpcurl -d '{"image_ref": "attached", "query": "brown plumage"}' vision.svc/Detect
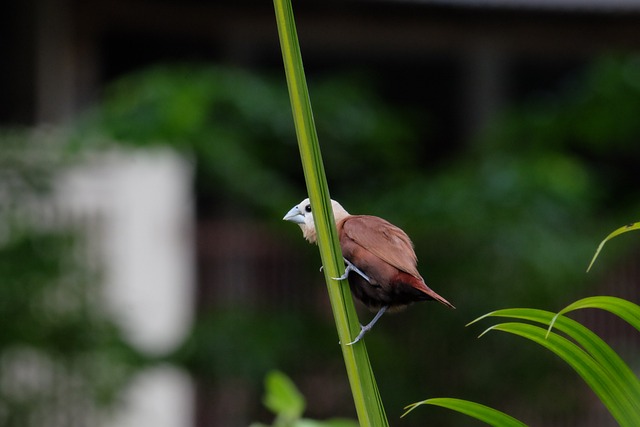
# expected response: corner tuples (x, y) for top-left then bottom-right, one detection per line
(283, 198), (454, 344)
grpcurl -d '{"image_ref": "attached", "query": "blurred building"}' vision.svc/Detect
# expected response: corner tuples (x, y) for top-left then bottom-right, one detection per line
(4, 0), (640, 132)
(2, 1), (640, 426)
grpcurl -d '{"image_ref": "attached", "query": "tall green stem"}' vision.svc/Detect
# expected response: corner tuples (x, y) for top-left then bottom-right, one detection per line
(273, 1), (388, 425)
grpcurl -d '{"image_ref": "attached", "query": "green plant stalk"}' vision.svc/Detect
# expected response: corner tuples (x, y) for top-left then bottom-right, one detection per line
(273, 1), (388, 426)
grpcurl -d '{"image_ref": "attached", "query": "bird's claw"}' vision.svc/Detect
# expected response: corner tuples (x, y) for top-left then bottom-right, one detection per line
(332, 271), (348, 280)
(332, 258), (371, 283)
(341, 305), (388, 346)
(345, 324), (368, 346)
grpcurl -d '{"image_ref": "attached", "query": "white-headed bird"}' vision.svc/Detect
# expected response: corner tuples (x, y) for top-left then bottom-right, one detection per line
(283, 198), (454, 344)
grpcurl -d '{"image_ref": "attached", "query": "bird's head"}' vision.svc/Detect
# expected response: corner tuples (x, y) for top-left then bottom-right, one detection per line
(283, 198), (350, 243)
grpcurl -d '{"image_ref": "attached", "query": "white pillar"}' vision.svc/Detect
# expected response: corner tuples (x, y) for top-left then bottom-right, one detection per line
(55, 148), (195, 427)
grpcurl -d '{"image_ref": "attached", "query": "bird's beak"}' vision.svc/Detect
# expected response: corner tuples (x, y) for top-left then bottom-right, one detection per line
(283, 206), (305, 224)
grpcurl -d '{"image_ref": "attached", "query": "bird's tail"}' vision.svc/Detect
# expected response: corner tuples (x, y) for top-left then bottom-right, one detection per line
(420, 281), (455, 309)
(425, 285), (455, 308)
(398, 271), (456, 309)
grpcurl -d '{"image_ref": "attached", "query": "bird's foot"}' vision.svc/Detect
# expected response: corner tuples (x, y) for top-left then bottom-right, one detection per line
(332, 258), (372, 283)
(345, 324), (370, 346)
(343, 305), (389, 346)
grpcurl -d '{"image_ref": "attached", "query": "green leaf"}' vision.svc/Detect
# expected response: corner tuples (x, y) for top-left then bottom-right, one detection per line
(587, 222), (640, 272)
(402, 398), (528, 427)
(413, 305), (640, 426)
(552, 296), (640, 334)
(273, 1), (388, 426)
(483, 322), (640, 427)
(471, 308), (640, 407)
(263, 370), (305, 420)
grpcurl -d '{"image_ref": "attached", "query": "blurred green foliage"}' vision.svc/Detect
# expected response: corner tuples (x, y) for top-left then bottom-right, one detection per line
(0, 134), (142, 425)
(73, 66), (418, 216)
(173, 307), (337, 383)
(69, 57), (640, 425)
(250, 370), (358, 427)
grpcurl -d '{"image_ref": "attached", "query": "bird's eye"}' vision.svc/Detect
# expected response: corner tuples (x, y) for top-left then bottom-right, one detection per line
(305, 205), (312, 213)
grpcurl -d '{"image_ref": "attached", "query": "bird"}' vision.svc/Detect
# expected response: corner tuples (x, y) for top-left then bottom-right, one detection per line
(283, 198), (454, 344)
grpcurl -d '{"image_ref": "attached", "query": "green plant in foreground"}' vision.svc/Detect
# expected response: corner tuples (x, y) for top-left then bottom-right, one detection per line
(405, 225), (640, 426)
(404, 298), (640, 426)
(251, 370), (358, 427)
(273, 0), (388, 425)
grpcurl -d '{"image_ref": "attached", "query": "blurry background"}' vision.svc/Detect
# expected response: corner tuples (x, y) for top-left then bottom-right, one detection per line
(2, 0), (640, 426)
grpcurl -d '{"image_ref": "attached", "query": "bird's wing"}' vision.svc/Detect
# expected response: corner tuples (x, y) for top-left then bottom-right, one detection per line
(340, 215), (421, 278)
